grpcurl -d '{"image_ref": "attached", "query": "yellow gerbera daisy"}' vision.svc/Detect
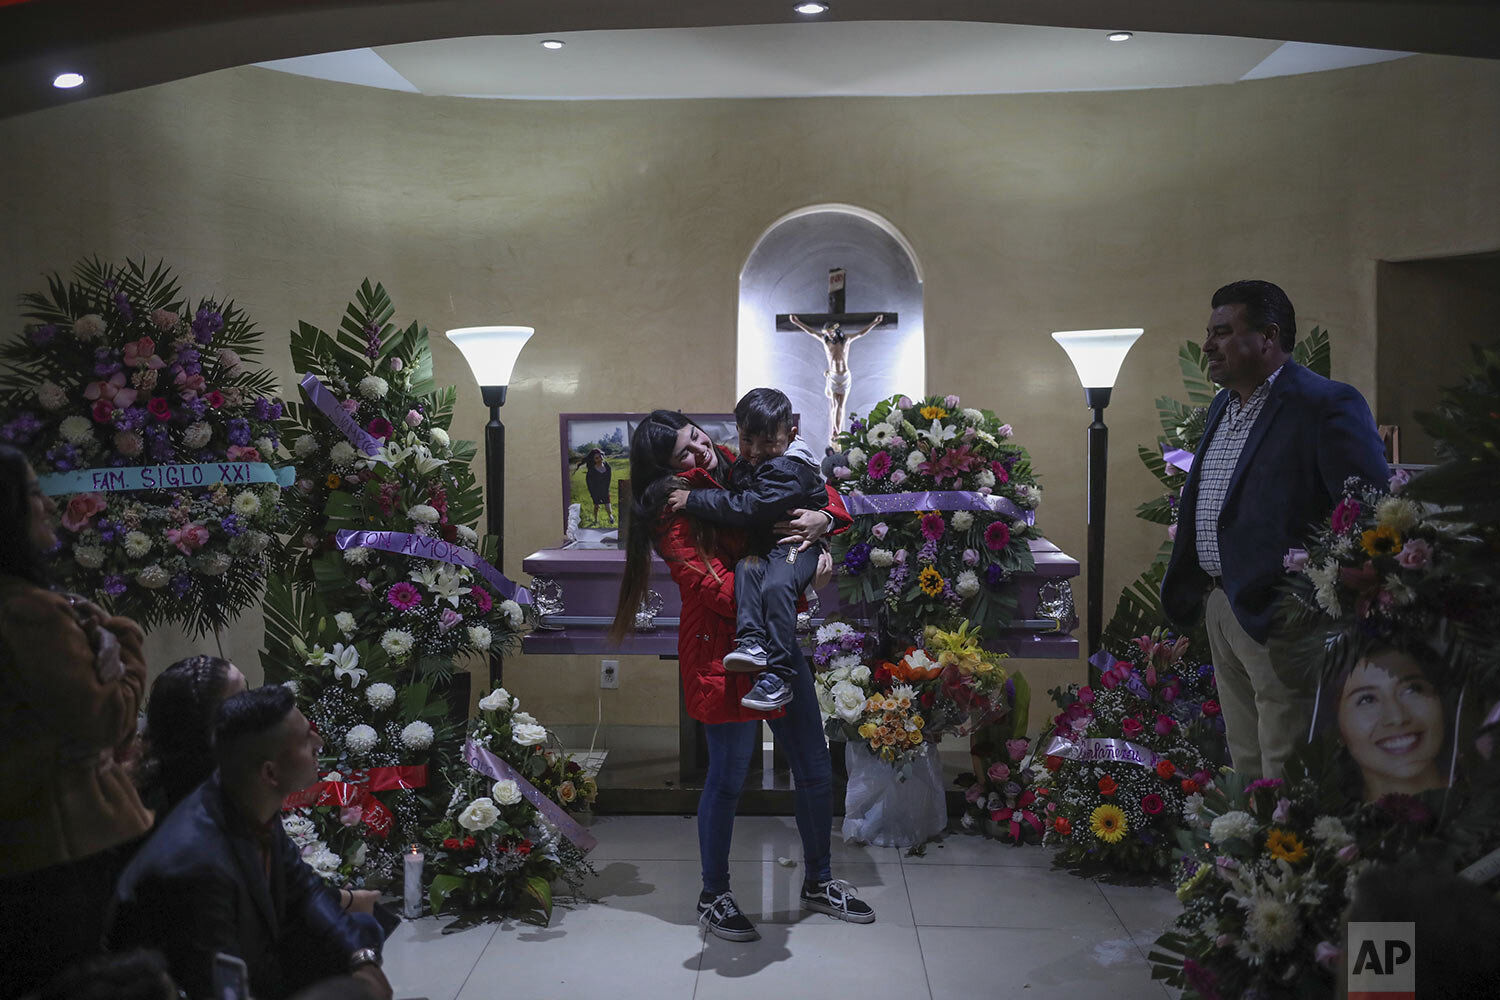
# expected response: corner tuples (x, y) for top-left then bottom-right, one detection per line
(1361, 524), (1402, 557)
(918, 566), (945, 597)
(1265, 828), (1309, 864)
(1089, 804), (1128, 844)
(919, 405), (949, 421)
(326, 473), (342, 489)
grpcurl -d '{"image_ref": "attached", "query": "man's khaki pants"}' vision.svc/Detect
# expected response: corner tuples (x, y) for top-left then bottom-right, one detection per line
(1204, 587), (1315, 780)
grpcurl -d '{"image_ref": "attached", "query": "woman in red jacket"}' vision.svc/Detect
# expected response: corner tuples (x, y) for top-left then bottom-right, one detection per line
(611, 410), (875, 942)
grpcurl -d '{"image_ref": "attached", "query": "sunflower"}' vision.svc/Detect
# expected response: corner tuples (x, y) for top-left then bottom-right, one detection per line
(1265, 828), (1309, 864)
(919, 405), (949, 421)
(917, 566), (945, 597)
(1089, 804), (1128, 844)
(1360, 524), (1402, 557)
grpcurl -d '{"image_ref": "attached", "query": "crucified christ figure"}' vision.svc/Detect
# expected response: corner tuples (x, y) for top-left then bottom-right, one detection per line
(787, 313), (885, 447)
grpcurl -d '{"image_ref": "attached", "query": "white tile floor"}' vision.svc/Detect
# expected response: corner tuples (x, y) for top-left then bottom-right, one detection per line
(383, 815), (1179, 1000)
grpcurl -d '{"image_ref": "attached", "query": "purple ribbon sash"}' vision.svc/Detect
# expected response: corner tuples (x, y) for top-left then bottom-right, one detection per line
(1044, 734), (1162, 770)
(298, 373), (386, 459)
(336, 529), (532, 604)
(463, 739), (597, 852)
(1162, 445), (1194, 474)
(843, 490), (1035, 525)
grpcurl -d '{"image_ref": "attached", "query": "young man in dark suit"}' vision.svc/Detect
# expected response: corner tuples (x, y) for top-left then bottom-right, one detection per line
(110, 686), (390, 1000)
(1161, 280), (1389, 780)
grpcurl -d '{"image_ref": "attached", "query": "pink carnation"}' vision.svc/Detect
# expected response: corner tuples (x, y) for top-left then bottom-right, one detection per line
(867, 450), (892, 480)
(150, 308), (178, 331)
(387, 582), (422, 610)
(1396, 538), (1431, 569)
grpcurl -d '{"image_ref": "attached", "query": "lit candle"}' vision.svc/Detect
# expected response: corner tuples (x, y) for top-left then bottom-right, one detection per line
(403, 844), (425, 919)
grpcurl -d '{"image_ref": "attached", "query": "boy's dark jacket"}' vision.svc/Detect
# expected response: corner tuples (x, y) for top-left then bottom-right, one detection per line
(683, 436), (827, 554)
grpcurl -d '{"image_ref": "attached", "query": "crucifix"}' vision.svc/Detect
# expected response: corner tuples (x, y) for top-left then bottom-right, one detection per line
(775, 267), (898, 448)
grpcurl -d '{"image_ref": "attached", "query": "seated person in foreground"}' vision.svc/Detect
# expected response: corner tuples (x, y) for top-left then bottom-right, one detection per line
(668, 387), (831, 712)
(109, 686), (390, 1000)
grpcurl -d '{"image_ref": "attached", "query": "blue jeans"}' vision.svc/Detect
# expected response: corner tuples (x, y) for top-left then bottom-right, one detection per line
(698, 645), (832, 894)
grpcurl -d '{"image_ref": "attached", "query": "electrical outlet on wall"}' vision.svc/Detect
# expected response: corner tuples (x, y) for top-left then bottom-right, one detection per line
(600, 659), (619, 689)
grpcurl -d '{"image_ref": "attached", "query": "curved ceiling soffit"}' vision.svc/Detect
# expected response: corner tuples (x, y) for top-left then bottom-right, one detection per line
(744, 204), (923, 285)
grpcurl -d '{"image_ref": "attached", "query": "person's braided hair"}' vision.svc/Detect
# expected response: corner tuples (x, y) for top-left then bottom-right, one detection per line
(138, 654), (236, 813)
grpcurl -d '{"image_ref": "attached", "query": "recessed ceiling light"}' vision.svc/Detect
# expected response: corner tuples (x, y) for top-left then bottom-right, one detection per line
(1107, 31), (1133, 42)
(794, 2), (830, 14)
(540, 39), (565, 50)
(52, 72), (85, 89)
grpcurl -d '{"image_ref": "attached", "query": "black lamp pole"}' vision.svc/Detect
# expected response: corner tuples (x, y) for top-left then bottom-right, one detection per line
(482, 384), (507, 691)
(1083, 385), (1112, 663)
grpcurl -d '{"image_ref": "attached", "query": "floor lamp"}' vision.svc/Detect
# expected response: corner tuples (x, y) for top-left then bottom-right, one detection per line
(447, 325), (535, 691)
(1050, 328), (1144, 663)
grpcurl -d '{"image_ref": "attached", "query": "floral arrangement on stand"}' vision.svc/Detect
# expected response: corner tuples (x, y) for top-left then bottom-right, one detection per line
(1035, 634), (1219, 873)
(828, 393), (1043, 644)
(0, 257), (288, 634)
(955, 733), (1045, 845)
(425, 686), (596, 924)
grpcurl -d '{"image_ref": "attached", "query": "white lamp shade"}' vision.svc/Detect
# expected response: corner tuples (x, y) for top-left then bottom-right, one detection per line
(1050, 328), (1144, 388)
(445, 326), (535, 388)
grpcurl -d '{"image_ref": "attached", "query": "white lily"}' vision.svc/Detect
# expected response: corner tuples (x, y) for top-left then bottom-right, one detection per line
(410, 444), (447, 476)
(321, 642), (366, 687)
(379, 441), (411, 467)
(916, 418), (958, 447)
(428, 565), (471, 607)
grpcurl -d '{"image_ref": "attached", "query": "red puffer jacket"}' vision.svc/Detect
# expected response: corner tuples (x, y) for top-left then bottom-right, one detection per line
(658, 447), (851, 724)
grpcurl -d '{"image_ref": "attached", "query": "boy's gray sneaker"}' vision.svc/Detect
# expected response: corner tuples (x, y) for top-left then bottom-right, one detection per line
(740, 673), (792, 711)
(723, 641), (770, 673)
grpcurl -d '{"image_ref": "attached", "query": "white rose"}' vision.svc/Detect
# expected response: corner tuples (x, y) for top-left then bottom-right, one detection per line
(866, 422), (896, 447)
(73, 544), (105, 569)
(512, 722), (548, 747)
(846, 448), (867, 470)
(344, 724), (378, 754)
(905, 450), (926, 473)
(456, 525), (479, 545)
(849, 664), (872, 685)
(428, 427), (450, 448)
(491, 779), (523, 806)
(512, 711), (538, 727)
(329, 441), (357, 466)
(36, 382), (67, 410)
(407, 504), (440, 524)
(457, 797), (500, 831)
(59, 415), (94, 444)
(976, 469), (996, 489)
(136, 565), (169, 589)
(335, 611), (357, 636)
(830, 681), (867, 723)
(869, 547), (894, 567)
(365, 682), (396, 709)
(182, 422), (213, 450)
(826, 666), (850, 684)
(499, 599), (524, 628)
(955, 569), (980, 598)
(380, 629), (414, 658)
(356, 375), (389, 400)
(308, 848), (342, 879)
(232, 491), (261, 517)
(72, 314), (106, 339)
(815, 684), (835, 716)
(478, 687), (513, 712)
(293, 434), (320, 458)
(343, 546), (371, 566)
(467, 625), (493, 650)
(123, 531), (152, 558)
(951, 510), (974, 532)
(400, 721), (435, 750)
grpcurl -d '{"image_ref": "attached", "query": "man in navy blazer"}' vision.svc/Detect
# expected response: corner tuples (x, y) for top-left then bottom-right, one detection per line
(1161, 280), (1389, 780)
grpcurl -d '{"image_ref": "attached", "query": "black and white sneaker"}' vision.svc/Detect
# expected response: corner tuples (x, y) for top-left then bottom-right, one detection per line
(697, 890), (760, 941)
(723, 641), (770, 672)
(801, 879), (876, 923)
(740, 673), (792, 711)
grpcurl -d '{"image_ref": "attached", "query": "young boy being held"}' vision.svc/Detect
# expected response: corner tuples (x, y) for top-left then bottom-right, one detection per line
(667, 387), (831, 712)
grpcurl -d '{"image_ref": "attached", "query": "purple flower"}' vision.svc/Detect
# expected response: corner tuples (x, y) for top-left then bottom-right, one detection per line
(254, 397), (283, 421)
(113, 292), (133, 323)
(227, 418), (251, 446)
(192, 306), (224, 344)
(220, 513), (243, 537)
(103, 575), (128, 597)
(962, 548), (979, 566)
(30, 324), (57, 346)
(170, 573), (192, 598)
(1245, 777), (1284, 793)
(917, 539), (938, 563)
(982, 563), (1007, 588)
(1181, 959), (1220, 1000)
(364, 321), (382, 360)
(841, 542), (872, 575)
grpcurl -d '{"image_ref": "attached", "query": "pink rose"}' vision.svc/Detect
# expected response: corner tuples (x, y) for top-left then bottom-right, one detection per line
(166, 522), (210, 555)
(986, 762), (1010, 783)
(944, 394), (961, 408)
(1272, 797), (1292, 824)
(1315, 942), (1341, 970)
(174, 370), (206, 399)
(1121, 717), (1143, 738)
(356, 577), (373, 593)
(833, 466), (852, 480)
(1283, 548), (1309, 572)
(204, 390), (225, 409)
(1076, 686), (1094, 705)
(897, 396), (913, 409)
(387, 356), (403, 371)
(894, 548), (907, 564)
(1005, 738), (1029, 762)
(405, 409), (424, 427)
(962, 548), (980, 566)
(61, 493), (108, 532)
(1154, 714), (1175, 736)
(1388, 469), (1411, 494)
(997, 424), (1013, 438)
(92, 399), (116, 423)
(150, 308), (178, 331)
(123, 337), (165, 370)
(1167, 523), (1178, 541)
(964, 784), (984, 803)
(1396, 538), (1431, 569)
(340, 398), (360, 414)
(871, 522), (889, 541)
(339, 805), (364, 827)
(1336, 843), (1360, 864)
(438, 608), (463, 632)
(1202, 699), (1221, 717)
(888, 469), (907, 486)
(226, 445), (261, 462)
(1100, 671), (1120, 690)
(147, 397), (172, 421)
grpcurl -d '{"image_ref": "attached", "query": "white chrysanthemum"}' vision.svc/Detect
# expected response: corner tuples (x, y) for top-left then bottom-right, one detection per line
(1375, 497), (1421, 534)
(380, 629), (415, 658)
(830, 681), (867, 723)
(343, 546), (371, 566)
(869, 547), (894, 567)
(365, 682), (396, 710)
(960, 407), (985, 425)
(335, 611), (357, 636)
(1017, 484), (1042, 508)
(244, 531), (270, 554)
(954, 569), (980, 598)
(467, 625), (493, 650)
(36, 382), (67, 410)
(255, 437), (275, 457)
(178, 421), (211, 450)
(344, 724), (378, 754)
(512, 722), (549, 747)
(865, 422), (896, 447)
(457, 797), (500, 831)
(329, 442), (358, 467)
(356, 375), (389, 400)
(428, 427), (450, 448)
(72, 544), (105, 569)
(478, 687), (512, 712)
(951, 510), (974, 532)
(293, 434), (320, 458)
(406, 504), (440, 524)
(400, 721), (435, 750)
(905, 449), (926, 472)
(122, 531), (152, 558)
(72, 314), (106, 339)
(828, 653), (862, 673)
(1310, 816), (1353, 846)
(849, 664), (872, 685)
(1243, 896), (1300, 953)
(232, 491), (261, 517)
(845, 448), (867, 470)
(198, 552), (232, 576)
(136, 565), (169, 589)
(456, 524), (479, 545)
(499, 600), (524, 628)
(59, 415), (94, 444)
(1209, 810), (1258, 844)
(815, 622), (854, 643)
(976, 469), (996, 488)
(491, 779), (522, 806)
(1182, 792), (1207, 824)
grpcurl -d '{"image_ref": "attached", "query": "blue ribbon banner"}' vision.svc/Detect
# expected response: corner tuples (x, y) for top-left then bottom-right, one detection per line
(298, 373), (387, 459)
(335, 529), (532, 605)
(39, 461), (296, 496)
(843, 489), (1035, 525)
(463, 739), (597, 852)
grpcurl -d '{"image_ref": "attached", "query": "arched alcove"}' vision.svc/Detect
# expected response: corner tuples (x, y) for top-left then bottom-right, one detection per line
(737, 204), (924, 450)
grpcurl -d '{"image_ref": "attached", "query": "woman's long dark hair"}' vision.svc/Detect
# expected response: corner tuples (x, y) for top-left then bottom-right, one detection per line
(0, 444), (52, 586)
(138, 654), (237, 813)
(609, 410), (719, 642)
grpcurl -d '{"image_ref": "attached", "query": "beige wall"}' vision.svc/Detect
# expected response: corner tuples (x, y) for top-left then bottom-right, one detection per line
(2, 55), (1497, 735)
